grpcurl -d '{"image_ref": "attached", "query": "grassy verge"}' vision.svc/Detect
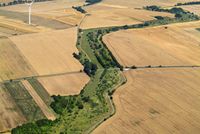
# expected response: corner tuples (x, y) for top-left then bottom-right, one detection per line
(3, 81), (46, 121)
(11, 69), (124, 134)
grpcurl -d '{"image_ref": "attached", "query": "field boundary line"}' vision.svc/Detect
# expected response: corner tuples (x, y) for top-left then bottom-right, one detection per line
(0, 71), (84, 84)
(21, 80), (56, 120)
(124, 65), (200, 71)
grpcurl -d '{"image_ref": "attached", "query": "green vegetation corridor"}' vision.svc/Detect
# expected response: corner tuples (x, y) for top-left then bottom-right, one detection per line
(11, 5), (200, 134)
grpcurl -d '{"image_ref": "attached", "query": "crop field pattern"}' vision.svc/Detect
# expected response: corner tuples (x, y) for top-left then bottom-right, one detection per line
(0, 84), (26, 132)
(94, 68), (200, 134)
(103, 21), (200, 67)
(1, 0), (200, 134)
(80, 5), (173, 29)
(0, 9), (72, 29)
(38, 73), (89, 96)
(3, 81), (46, 122)
(0, 37), (36, 82)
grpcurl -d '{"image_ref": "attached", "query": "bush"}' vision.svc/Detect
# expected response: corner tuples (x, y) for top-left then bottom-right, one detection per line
(131, 65), (137, 69)
(83, 60), (98, 76)
(85, 0), (101, 5)
(154, 16), (164, 20)
(72, 6), (86, 13)
(76, 101), (84, 109)
(175, 13), (182, 18)
(11, 123), (41, 134)
(73, 52), (81, 60)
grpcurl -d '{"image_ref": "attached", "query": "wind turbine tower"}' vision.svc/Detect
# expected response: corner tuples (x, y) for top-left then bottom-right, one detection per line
(26, 0), (34, 25)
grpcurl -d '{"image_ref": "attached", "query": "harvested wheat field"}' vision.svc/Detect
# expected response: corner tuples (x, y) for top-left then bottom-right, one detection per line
(33, 8), (84, 26)
(0, 26), (23, 37)
(101, 0), (197, 8)
(10, 27), (82, 75)
(52, 8), (84, 26)
(21, 80), (56, 120)
(0, 85), (26, 132)
(0, 37), (36, 82)
(0, 16), (51, 34)
(94, 68), (200, 134)
(0, 0), (84, 27)
(38, 72), (89, 96)
(181, 5), (200, 16)
(0, 0), (84, 13)
(0, 0), (12, 3)
(0, 9), (71, 30)
(103, 21), (200, 67)
(80, 5), (173, 29)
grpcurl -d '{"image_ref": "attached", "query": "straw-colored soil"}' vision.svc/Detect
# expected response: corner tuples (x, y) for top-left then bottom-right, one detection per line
(38, 73), (89, 96)
(0, 37), (36, 82)
(0, 85), (26, 132)
(94, 68), (200, 134)
(103, 21), (200, 67)
(10, 27), (82, 75)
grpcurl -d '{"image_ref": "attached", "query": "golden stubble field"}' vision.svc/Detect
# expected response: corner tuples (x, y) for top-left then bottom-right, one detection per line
(0, 85), (26, 132)
(181, 5), (200, 16)
(34, 8), (84, 26)
(103, 21), (200, 67)
(80, 4), (174, 29)
(0, 37), (36, 82)
(0, 1), (89, 130)
(94, 68), (200, 134)
(0, 0), (12, 3)
(0, 16), (51, 35)
(101, 0), (198, 8)
(0, 0), (84, 12)
(79, 0), (199, 29)
(0, 27), (89, 132)
(38, 73), (89, 96)
(0, 0), (85, 27)
(94, 21), (200, 134)
(10, 27), (83, 75)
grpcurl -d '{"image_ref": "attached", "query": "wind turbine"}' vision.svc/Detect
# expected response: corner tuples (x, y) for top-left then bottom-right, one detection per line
(26, 0), (34, 25)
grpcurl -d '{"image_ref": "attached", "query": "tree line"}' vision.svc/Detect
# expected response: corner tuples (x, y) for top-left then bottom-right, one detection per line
(0, 0), (52, 7)
(175, 1), (200, 6)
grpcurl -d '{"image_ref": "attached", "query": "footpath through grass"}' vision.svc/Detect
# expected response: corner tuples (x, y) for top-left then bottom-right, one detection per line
(11, 5), (200, 134)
